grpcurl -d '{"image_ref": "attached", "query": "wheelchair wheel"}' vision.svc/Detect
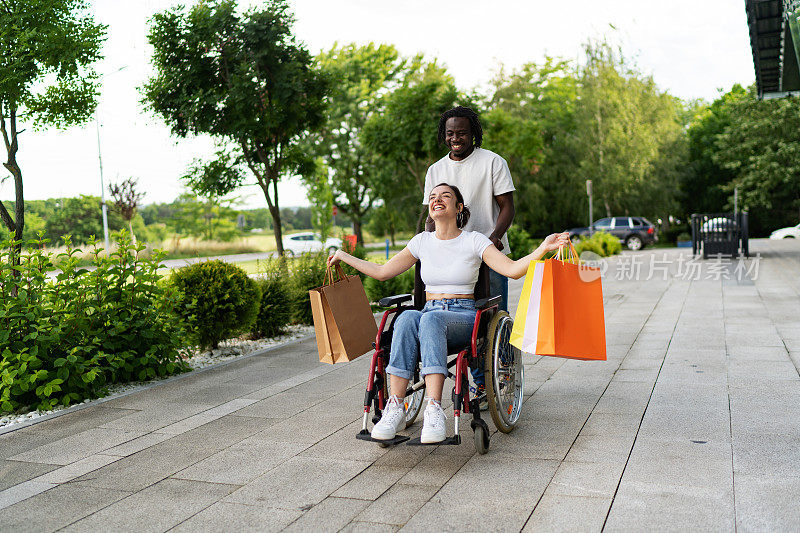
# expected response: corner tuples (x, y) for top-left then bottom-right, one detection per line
(484, 311), (524, 433)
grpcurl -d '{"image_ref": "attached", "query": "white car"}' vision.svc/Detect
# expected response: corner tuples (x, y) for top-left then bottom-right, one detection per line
(769, 223), (800, 239)
(282, 232), (342, 256)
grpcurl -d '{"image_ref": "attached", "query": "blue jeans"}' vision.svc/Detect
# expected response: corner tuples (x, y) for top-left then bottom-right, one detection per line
(470, 269), (509, 388)
(386, 299), (478, 380)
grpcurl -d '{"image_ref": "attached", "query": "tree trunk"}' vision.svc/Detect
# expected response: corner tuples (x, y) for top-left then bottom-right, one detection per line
(128, 218), (136, 244)
(604, 199), (611, 218)
(352, 218), (364, 247)
(1, 105), (23, 295)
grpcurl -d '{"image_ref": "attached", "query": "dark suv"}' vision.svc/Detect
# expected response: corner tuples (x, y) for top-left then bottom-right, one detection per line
(568, 217), (658, 251)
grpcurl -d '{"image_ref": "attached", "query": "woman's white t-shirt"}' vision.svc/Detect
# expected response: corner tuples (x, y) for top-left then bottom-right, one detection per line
(406, 230), (493, 294)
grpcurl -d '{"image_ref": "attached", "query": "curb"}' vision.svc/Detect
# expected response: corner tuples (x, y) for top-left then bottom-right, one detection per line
(0, 332), (316, 437)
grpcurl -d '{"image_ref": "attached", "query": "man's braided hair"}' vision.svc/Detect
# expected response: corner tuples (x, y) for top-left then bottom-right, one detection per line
(437, 106), (483, 148)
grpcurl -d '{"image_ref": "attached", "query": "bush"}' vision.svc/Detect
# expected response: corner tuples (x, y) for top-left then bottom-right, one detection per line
(251, 257), (292, 338)
(288, 251), (329, 325)
(0, 231), (189, 414)
(170, 260), (261, 349)
(574, 231), (622, 258)
(677, 232), (691, 242)
(364, 263), (415, 304)
(506, 225), (535, 260)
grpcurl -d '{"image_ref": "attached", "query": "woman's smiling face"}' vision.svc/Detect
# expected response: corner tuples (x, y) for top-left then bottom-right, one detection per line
(428, 185), (460, 222)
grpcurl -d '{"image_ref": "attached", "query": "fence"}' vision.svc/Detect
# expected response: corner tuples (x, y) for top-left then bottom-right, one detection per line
(690, 212), (749, 259)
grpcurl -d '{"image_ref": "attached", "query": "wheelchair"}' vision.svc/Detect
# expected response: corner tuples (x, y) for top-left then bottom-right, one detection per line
(356, 262), (524, 454)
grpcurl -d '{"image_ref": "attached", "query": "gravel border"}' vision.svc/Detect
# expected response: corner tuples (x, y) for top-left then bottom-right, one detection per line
(0, 326), (315, 436)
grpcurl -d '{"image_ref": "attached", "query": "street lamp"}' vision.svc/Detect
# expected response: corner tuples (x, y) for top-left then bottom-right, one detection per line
(95, 66), (127, 252)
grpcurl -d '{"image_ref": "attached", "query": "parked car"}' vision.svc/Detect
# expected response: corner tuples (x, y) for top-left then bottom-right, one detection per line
(769, 223), (800, 239)
(282, 232), (342, 256)
(568, 217), (658, 251)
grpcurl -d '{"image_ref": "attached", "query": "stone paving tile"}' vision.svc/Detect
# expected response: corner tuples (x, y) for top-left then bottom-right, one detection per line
(732, 434), (800, 477)
(173, 439), (308, 485)
(234, 391), (328, 418)
(396, 453), (470, 488)
(224, 456), (370, 510)
(332, 465), (411, 500)
(70, 415), (266, 492)
(0, 460), (59, 492)
(99, 402), (215, 433)
(622, 438), (734, 490)
(8, 427), (145, 465)
(61, 478), (239, 533)
(734, 474), (800, 532)
(102, 432), (175, 457)
(563, 434), (635, 464)
(353, 483), (439, 526)
(35, 453), (121, 484)
(342, 522), (400, 532)
(522, 493), (611, 532)
(546, 459), (627, 498)
(171, 501), (302, 532)
(0, 483), (131, 531)
(0, 405), (136, 460)
(284, 496), (370, 533)
(605, 481), (734, 532)
(0, 480), (57, 511)
(297, 419), (388, 464)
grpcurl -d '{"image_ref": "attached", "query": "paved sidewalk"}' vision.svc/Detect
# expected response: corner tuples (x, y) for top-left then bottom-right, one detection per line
(1, 239), (799, 532)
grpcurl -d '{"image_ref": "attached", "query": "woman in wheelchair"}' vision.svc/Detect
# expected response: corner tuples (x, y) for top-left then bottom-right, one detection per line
(328, 183), (569, 443)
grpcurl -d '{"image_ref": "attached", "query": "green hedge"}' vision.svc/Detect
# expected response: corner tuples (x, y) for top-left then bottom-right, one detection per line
(573, 230), (622, 257)
(364, 266), (415, 303)
(170, 260), (261, 350)
(0, 232), (189, 413)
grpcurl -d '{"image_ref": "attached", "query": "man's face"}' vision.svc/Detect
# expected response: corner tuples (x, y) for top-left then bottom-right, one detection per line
(445, 117), (474, 160)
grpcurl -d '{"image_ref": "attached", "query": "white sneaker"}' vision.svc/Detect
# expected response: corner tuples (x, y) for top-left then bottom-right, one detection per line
(420, 399), (447, 443)
(371, 396), (405, 440)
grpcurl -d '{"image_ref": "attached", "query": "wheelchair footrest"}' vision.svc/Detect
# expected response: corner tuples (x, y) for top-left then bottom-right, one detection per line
(356, 430), (410, 446)
(406, 435), (461, 446)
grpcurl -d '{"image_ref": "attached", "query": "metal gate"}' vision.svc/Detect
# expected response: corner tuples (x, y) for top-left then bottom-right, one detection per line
(690, 212), (749, 259)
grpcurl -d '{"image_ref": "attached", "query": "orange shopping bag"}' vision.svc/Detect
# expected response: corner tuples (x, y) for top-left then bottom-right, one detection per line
(510, 243), (606, 360)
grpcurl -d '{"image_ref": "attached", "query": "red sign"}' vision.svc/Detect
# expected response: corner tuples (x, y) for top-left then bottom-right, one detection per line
(332, 205), (338, 216)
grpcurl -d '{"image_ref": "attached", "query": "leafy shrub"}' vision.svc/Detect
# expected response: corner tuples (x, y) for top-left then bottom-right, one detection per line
(251, 257), (292, 338)
(573, 230), (622, 258)
(288, 251), (328, 325)
(171, 260), (261, 349)
(677, 232), (691, 242)
(364, 263), (415, 304)
(0, 232), (189, 414)
(506, 225), (535, 260)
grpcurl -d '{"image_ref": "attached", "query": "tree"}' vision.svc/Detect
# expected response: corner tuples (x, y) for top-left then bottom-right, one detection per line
(483, 58), (584, 235)
(713, 88), (800, 235)
(108, 177), (145, 243)
(305, 159), (333, 242)
(45, 195), (124, 245)
(0, 0), (105, 279)
(362, 61), (461, 232)
(682, 85), (749, 217)
(142, 0), (327, 256)
(573, 40), (684, 221)
(306, 43), (406, 244)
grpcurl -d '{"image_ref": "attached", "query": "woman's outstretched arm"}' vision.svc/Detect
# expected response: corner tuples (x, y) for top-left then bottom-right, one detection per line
(481, 232), (571, 279)
(327, 247), (417, 281)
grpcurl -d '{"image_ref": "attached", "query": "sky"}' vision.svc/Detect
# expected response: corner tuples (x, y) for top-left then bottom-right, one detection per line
(3, 0), (755, 210)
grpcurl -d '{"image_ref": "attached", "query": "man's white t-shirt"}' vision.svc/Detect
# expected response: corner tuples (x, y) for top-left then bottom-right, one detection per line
(422, 147), (516, 255)
(406, 230), (493, 294)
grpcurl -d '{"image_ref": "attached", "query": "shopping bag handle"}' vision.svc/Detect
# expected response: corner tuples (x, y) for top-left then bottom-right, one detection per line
(324, 263), (348, 285)
(557, 239), (580, 265)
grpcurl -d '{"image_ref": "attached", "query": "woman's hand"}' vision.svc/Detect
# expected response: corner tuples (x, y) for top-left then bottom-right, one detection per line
(327, 249), (344, 266)
(541, 232), (571, 252)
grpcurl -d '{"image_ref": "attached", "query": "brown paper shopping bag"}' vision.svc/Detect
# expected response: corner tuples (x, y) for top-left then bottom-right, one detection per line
(309, 264), (377, 364)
